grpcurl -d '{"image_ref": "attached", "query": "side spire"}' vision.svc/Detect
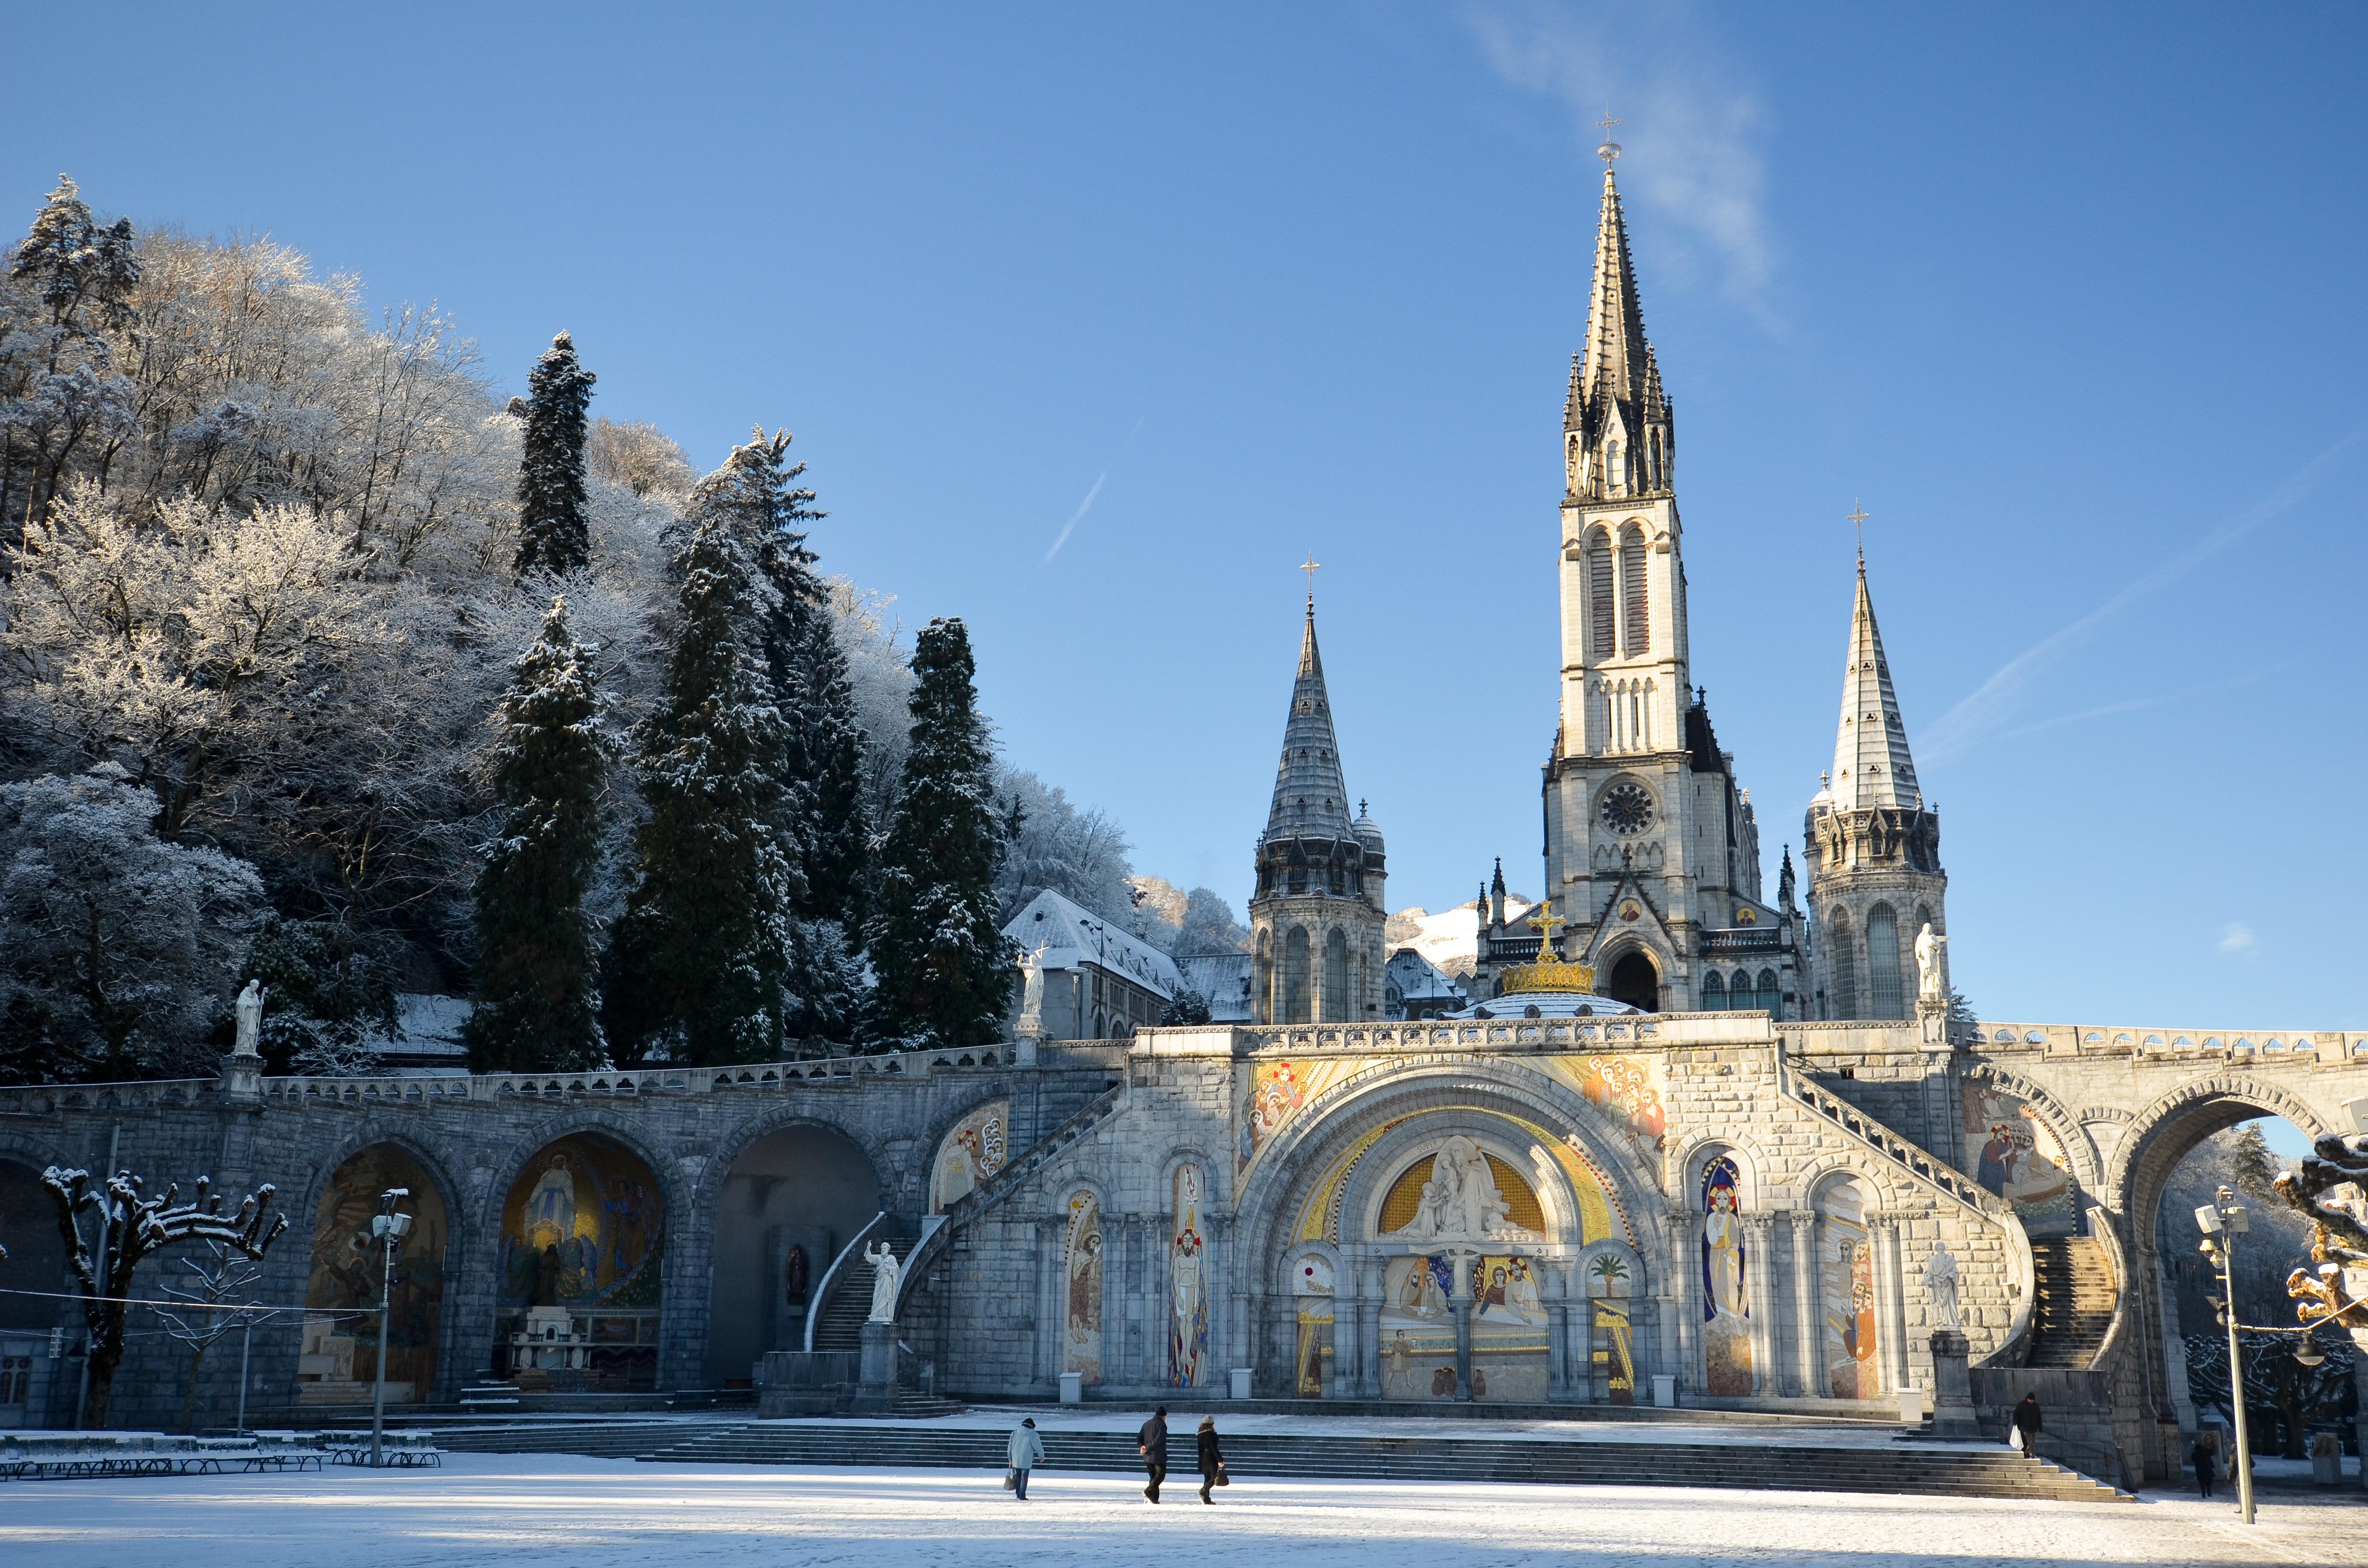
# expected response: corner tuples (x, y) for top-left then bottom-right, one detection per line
(1264, 599), (1353, 843)
(1828, 555), (1922, 811)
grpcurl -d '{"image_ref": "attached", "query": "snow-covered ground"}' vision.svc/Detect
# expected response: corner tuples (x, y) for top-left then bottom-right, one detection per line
(2, 1451), (2359, 1568)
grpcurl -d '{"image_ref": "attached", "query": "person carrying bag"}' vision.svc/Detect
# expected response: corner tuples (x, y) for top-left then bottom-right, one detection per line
(1006, 1417), (1044, 1500)
(1196, 1415), (1227, 1504)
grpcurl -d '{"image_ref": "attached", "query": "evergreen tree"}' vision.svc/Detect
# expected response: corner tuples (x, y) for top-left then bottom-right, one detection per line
(513, 331), (596, 576)
(464, 597), (609, 1072)
(603, 508), (800, 1065)
(867, 617), (1011, 1048)
(2229, 1122), (2280, 1198)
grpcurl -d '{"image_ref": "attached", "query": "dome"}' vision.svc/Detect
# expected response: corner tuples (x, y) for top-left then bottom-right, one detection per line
(1446, 991), (1644, 1020)
(1351, 798), (1385, 853)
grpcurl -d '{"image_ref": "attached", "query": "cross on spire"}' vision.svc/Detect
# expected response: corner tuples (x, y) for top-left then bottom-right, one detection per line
(1847, 500), (1870, 568)
(1596, 110), (1622, 166)
(1300, 553), (1322, 605)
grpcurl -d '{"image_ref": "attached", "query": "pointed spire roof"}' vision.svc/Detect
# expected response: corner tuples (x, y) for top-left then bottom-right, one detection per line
(1828, 562), (1923, 811)
(1264, 601), (1354, 844)
(1577, 167), (1654, 420)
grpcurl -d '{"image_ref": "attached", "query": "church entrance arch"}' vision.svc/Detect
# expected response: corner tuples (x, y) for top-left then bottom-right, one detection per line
(0, 1159), (67, 1427)
(1606, 951), (1659, 1012)
(495, 1131), (666, 1391)
(708, 1123), (881, 1386)
(301, 1143), (450, 1406)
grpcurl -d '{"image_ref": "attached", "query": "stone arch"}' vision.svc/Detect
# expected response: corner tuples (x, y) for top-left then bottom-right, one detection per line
(1343, 1118), (1575, 1248)
(1282, 925), (1312, 1024)
(1788, 1151), (1907, 1214)
(0, 1148), (72, 1336)
(1668, 1132), (1764, 1209)
(491, 1126), (672, 1391)
(1603, 947), (1662, 1012)
(298, 1140), (456, 1407)
(1959, 1061), (2103, 1192)
(705, 1116), (886, 1386)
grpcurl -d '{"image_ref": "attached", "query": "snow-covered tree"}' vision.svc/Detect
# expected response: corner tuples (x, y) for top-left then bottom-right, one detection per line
(604, 506), (799, 1066)
(994, 769), (1136, 927)
(513, 331), (595, 576)
(869, 618), (1010, 1049)
(1176, 886), (1251, 955)
(587, 417), (693, 500)
(0, 768), (261, 1084)
(465, 597), (610, 1073)
(830, 577), (913, 836)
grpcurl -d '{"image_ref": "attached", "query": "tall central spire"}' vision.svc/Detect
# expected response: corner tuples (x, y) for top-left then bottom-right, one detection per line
(1828, 562), (1923, 811)
(1578, 166), (1653, 414)
(1264, 602), (1353, 843)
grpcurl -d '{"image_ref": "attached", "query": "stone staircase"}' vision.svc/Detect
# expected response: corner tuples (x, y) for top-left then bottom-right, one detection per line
(2025, 1237), (2116, 1369)
(632, 1421), (2127, 1501)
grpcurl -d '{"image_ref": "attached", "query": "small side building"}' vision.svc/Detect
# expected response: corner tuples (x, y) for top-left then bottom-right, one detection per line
(1003, 888), (1180, 1041)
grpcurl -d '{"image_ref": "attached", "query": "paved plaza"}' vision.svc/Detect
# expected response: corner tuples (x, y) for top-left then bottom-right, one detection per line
(2, 1452), (2361, 1568)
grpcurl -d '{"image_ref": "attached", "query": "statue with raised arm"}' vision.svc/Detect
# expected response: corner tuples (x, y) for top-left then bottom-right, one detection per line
(1923, 1244), (1962, 1330)
(863, 1240), (901, 1324)
(1915, 922), (1949, 1005)
(233, 980), (267, 1058)
(1015, 943), (1048, 1039)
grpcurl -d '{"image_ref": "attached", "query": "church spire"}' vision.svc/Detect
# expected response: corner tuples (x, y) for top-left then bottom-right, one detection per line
(1263, 601), (1354, 844)
(1565, 161), (1673, 501)
(1579, 166), (1653, 416)
(1827, 558), (1923, 811)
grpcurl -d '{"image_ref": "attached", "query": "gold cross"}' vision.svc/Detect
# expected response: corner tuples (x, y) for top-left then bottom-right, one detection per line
(1527, 906), (1567, 945)
(1847, 500), (1870, 564)
(1300, 554), (1322, 601)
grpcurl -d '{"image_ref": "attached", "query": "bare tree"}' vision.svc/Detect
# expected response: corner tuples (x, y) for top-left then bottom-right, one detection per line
(152, 1240), (267, 1433)
(44, 1167), (288, 1427)
(2277, 1130), (2368, 1342)
(587, 417), (694, 500)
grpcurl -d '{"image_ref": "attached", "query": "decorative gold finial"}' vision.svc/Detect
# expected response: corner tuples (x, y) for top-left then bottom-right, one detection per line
(1526, 905), (1568, 953)
(1596, 111), (1622, 166)
(1300, 553), (1322, 605)
(1847, 500), (1870, 566)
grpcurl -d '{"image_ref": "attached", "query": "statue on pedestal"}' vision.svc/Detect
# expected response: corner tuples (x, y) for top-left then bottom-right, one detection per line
(863, 1241), (901, 1324)
(234, 980), (267, 1057)
(1015, 944), (1048, 1039)
(1915, 923), (1949, 1007)
(1923, 1244), (1962, 1331)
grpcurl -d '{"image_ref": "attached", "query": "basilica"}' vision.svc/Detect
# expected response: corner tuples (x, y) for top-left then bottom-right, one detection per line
(0, 152), (2363, 1496)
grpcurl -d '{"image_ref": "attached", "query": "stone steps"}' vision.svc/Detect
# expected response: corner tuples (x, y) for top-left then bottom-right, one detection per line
(2026, 1237), (2117, 1369)
(636, 1422), (2127, 1502)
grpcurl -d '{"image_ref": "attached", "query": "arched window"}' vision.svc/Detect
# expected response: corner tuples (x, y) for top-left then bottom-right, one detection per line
(1586, 529), (1616, 660)
(1620, 524), (1649, 655)
(1701, 971), (1727, 1010)
(1867, 905), (1903, 1019)
(1607, 951), (1659, 1011)
(1756, 968), (1782, 1017)
(1282, 926), (1312, 1024)
(1606, 438), (1623, 495)
(1254, 930), (1273, 1024)
(1828, 914), (1858, 1019)
(1322, 928), (1351, 1022)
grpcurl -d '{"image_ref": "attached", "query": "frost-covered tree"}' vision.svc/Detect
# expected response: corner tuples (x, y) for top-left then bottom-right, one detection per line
(0, 768), (261, 1084)
(831, 577), (913, 836)
(513, 331), (595, 577)
(465, 597), (610, 1072)
(1176, 887), (1251, 955)
(994, 769), (1136, 928)
(587, 416), (694, 500)
(869, 618), (1010, 1048)
(241, 916), (398, 1077)
(604, 508), (798, 1066)
(0, 176), (139, 540)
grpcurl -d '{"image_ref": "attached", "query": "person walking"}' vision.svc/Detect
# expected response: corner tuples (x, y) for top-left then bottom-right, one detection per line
(2188, 1433), (2215, 1499)
(1196, 1416), (1225, 1504)
(1138, 1406), (1169, 1503)
(1007, 1416), (1044, 1501)
(2012, 1393), (2043, 1460)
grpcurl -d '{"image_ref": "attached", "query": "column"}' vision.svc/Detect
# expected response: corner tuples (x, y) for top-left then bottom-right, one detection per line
(1353, 1253), (1384, 1397)
(1744, 1213), (1778, 1397)
(1545, 1259), (1573, 1400)
(1035, 1216), (1066, 1392)
(1450, 1251), (1474, 1402)
(1789, 1210), (1824, 1399)
(1871, 1212), (1909, 1399)
(1668, 1206), (1699, 1394)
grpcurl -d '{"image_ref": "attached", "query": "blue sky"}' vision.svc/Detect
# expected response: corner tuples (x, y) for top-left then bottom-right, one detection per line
(9, 3), (2364, 1030)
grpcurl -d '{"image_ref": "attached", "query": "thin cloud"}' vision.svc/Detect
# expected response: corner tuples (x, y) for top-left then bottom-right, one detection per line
(1039, 417), (1144, 567)
(1920, 424), (2367, 765)
(2218, 924), (2256, 955)
(1986, 665), (2288, 745)
(1467, 0), (1773, 306)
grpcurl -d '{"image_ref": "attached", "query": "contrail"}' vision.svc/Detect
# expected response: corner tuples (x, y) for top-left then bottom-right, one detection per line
(1919, 423), (2366, 764)
(1984, 665), (2287, 745)
(1040, 416), (1146, 567)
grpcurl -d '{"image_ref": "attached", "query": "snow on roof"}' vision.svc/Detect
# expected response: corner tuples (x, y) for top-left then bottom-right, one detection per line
(1005, 888), (1181, 1000)
(1175, 953), (1255, 1022)
(367, 993), (473, 1058)
(1384, 947), (1466, 1003)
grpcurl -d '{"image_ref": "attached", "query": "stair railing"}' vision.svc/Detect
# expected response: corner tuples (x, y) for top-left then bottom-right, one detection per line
(805, 1211), (888, 1354)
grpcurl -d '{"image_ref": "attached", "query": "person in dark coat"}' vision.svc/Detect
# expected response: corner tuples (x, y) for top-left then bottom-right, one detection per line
(1138, 1406), (1169, 1503)
(1196, 1416), (1224, 1504)
(2012, 1394), (2042, 1459)
(2188, 1434), (2215, 1498)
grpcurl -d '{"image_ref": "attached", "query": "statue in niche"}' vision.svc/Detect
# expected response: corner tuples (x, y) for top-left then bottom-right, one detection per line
(530, 1243), (563, 1307)
(1916, 922), (1949, 1005)
(1387, 1136), (1526, 1243)
(863, 1241), (901, 1324)
(1923, 1245), (1962, 1331)
(784, 1244), (810, 1308)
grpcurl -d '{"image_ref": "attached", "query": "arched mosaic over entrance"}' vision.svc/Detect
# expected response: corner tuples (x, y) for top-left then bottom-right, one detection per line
(495, 1132), (665, 1391)
(300, 1143), (448, 1405)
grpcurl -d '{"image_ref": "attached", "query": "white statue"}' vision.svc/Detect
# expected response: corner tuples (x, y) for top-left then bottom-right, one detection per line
(233, 980), (266, 1057)
(1387, 1136), (1529, 1242)
(1915, 922), (1949, 1005)
(1015, 943), (1047, 1037)
(863, 1241), (901, 1324)
(1923, 1245), (1962, 1331)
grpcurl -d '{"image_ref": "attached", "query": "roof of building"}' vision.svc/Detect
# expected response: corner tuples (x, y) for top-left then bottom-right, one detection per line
(1263, 603), (1355, 846)
(1384, 947), (1466, 1004)
(1005, 887), (1181, 1000)
(1827, 561), (1924, 812)
(1175, 952), (1256, 1023)
(1446, 990), (1644, 1020)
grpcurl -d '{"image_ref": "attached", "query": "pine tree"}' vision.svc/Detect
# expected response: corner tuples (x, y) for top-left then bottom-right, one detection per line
(603, 508), (800, 1065)
(464, 597), (609, 1072)
(867, 617), (1011, 1048)
(2229, 1122), (2280, 1198)
(513, 331), (596, 576)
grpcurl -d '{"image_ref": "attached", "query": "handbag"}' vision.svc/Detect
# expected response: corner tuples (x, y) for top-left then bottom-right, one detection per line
(1003, 1469), (1017, 1490)
(1213, 1464), (1230, 1487)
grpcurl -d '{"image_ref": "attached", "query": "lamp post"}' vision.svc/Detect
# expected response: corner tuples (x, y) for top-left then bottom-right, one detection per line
(2195, 1185), (2254, 1524)
(369, 1188), (414, 1467)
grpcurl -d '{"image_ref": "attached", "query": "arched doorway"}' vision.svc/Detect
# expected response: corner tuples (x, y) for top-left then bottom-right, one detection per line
(495, 1132), (666, 1391)
(0, 1159), (67, 1427)
(300, 1144), (449, 1406)
(707, 1124), (880, 1386)
(1606, 951), (1659, 1012)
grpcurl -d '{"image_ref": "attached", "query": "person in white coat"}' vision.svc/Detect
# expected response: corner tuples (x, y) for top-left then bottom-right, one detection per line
(1008, 1417), (1045, 1500)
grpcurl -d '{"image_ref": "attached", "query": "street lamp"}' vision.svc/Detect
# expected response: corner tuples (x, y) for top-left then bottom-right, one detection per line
(2195, 1184), (2255, 1524)
(370, 1188), (415, 1467)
